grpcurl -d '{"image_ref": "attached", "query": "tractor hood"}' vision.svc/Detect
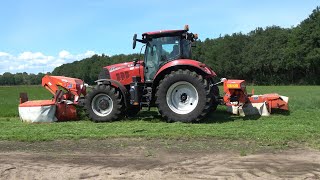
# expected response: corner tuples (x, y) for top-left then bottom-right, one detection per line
(100, 61), (144, 85)
(106, 62), (134, 73)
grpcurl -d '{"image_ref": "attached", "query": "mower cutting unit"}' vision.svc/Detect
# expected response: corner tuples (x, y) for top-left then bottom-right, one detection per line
(19, 75), (86, 123)
(222, 79), (289, 116)
(19, 25), (289, 123)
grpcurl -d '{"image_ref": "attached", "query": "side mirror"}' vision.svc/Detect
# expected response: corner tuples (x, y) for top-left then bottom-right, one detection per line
(133, 34), (137, 49)
(133, 58), (138, 66)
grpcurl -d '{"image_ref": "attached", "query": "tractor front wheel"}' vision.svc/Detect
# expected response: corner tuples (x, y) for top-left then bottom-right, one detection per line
(156, 69), (212, 122)
(84, 85), (123, 122)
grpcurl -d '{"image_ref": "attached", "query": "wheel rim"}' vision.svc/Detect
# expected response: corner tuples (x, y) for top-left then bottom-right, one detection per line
(166, 81), (199, 115)
(91, 93), (113, 117)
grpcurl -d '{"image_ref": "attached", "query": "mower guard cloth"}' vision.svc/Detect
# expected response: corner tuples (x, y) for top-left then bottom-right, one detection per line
(19, 100), (57, 123)
(226, 102), (270, 116)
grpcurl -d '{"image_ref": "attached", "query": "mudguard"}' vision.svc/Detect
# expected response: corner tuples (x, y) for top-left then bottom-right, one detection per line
(154, 59), (217, 79)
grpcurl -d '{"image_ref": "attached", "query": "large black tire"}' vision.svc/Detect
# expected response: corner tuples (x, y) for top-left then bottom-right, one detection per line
(84, 84), (123, 122)
(211, 85), (220, 112)
(155, 69), (212, 123)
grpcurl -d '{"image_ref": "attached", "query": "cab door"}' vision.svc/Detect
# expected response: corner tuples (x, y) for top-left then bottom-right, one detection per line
(144, 43), (159, 82)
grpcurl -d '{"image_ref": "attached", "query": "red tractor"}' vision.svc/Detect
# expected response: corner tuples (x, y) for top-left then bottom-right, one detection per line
(84, 25), (220, 122)
(19, 25), (289, 123)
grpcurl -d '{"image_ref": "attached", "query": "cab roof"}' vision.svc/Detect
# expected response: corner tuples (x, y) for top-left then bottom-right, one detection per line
(142, 29), (188, 39)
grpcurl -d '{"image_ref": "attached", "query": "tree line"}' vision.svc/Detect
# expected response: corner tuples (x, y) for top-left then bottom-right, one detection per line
(1, 7), (319, 85)
(192, 7), (320, 85)
(0, 72), (47, 86)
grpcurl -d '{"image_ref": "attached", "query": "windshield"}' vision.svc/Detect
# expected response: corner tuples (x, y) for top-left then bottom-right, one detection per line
(144, 36), (192, 81)
(155, 36), (180, 61)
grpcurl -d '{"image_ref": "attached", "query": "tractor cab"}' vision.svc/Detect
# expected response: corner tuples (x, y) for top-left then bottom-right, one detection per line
(133, 25), (198, 81)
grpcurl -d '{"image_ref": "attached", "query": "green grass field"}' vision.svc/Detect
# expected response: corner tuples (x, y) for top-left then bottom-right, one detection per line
(0, 85), (319, 149)
(0, 86), (52, 117)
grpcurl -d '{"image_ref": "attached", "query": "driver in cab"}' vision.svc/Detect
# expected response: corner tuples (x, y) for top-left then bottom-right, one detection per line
(169, 44), (179, 60)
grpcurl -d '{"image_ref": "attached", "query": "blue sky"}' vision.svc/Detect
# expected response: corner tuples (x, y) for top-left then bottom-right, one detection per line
(0, 0), (319, 74)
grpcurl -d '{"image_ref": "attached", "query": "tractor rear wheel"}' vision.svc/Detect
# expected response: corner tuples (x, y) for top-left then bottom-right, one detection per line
(156, 69), (212, 123)
(84, 84), (123, 122)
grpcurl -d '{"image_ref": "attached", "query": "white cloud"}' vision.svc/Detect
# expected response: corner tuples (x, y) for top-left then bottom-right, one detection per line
(0, 50), (97, 74)
(57, 50), (98, 64)
(0, 52), (12, 57)
(19, 52), (46, 60)
(59, 50), (72, 59)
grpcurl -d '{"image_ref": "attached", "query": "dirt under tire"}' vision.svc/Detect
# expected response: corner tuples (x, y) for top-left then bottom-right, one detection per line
(84, 84), (123, 122)
(155, 69), (212, 123)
